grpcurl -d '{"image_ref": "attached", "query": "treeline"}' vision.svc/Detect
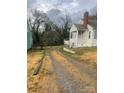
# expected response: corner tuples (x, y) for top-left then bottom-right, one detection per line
(27, 9), (71, 47)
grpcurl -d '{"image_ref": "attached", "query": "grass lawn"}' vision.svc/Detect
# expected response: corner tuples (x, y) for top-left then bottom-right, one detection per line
(60, 47), (97, 68)
(27, 49), (44, 93)
(27, 48), (60, 93)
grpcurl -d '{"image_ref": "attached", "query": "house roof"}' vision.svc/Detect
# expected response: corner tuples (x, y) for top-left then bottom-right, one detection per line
(88, 16), (97, 29)
(74, 16), (97, 31)
(74, 24), (85, 31)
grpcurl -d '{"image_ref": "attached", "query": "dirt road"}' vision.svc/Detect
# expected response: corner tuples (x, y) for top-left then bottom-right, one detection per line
(50, 50), (96, 93)
(28, 49), (96, 93)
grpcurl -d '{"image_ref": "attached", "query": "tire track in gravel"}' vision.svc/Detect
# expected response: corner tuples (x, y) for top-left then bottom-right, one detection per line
(57, 50), (97, 83)
(50, 57), (74, 93)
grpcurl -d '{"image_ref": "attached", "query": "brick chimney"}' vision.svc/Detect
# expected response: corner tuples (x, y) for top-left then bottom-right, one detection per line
(83, 11), (89, 28)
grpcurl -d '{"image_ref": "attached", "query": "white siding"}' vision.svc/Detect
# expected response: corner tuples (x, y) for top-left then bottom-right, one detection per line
(69, 24), (97, 48)
(77, 30), (93, 47)
(77, 25), (97, 47)
(69, 25), (78, 48)
(92, 30), (97, 46)
(70, 25), (78, 32)
(92, 39), (97, 46)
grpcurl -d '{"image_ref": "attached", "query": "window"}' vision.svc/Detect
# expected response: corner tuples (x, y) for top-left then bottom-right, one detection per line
(71, 33), (73, 38)
(71, 31), (77, 39)
(89, 31), (91, 39)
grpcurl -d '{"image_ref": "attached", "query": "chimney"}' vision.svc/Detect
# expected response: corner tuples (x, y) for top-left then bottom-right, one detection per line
(83, 11), (89, 28)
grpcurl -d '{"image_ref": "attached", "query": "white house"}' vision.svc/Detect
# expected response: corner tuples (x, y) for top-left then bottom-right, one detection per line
(69, 12), (97, 48)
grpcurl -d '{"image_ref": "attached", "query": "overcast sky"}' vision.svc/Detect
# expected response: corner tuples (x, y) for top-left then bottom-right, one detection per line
(27, 0), (97, 23)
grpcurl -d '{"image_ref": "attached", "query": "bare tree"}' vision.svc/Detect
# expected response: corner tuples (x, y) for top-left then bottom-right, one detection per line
(27, 9), (65, 47)
(60, 11), (72, 39)
(27, 9), (47, 47)
(28, 9), (47, 32)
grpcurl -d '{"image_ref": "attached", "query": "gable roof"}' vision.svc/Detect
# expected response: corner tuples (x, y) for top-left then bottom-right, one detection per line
(73, 16), (97, 31)
(74, 24), (85, 31)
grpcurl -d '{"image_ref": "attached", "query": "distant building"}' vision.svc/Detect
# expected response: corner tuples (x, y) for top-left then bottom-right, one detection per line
(27, 21), (33, 50)
(69, 12), (97, 48)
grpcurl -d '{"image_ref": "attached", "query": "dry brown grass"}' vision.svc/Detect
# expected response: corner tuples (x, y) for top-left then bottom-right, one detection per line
(37, 56), (61, 93)
(27, 49), (61, 93)
(51, 50), (96, 93)
(79, 51), (97, 63)
(61, 47), (97, 66)
(28, 74), (43, 93)
(72, 47), (97, 64)
(27, 50), (42, 76)
(27, 50), (43, 93)
(27, 48), (96, 93)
